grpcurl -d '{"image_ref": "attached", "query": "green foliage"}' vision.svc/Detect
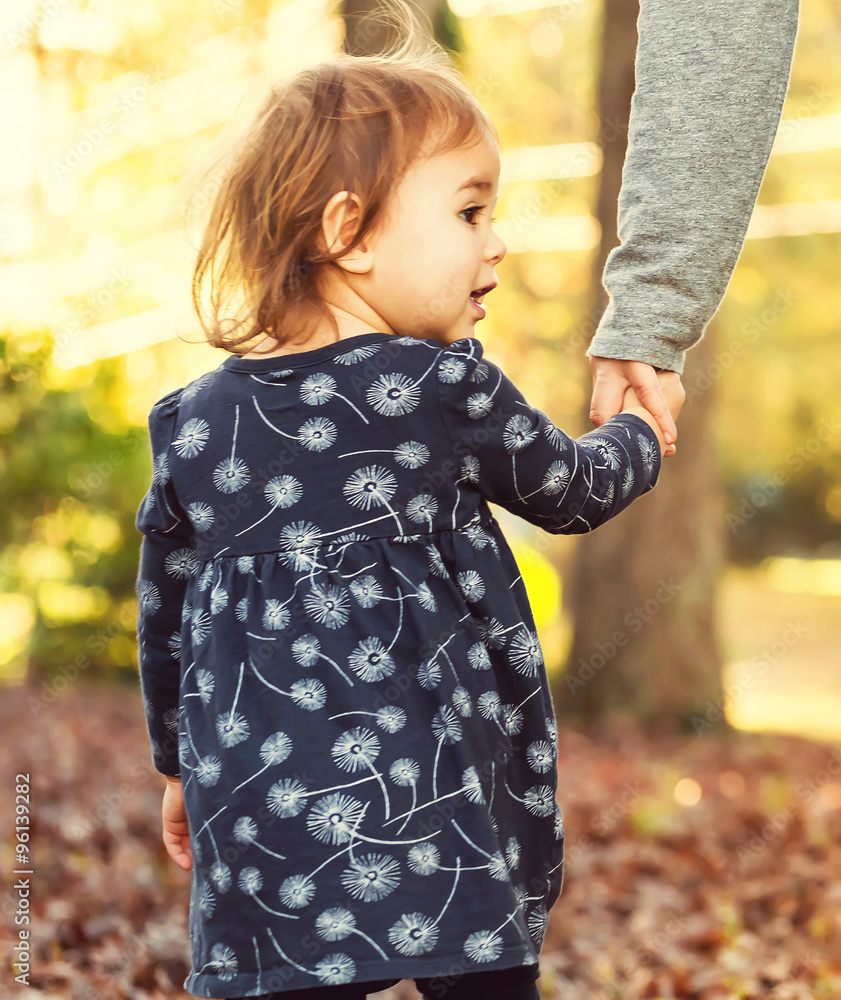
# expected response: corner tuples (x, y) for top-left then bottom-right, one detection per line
(0, 329), (149, 685)
(431, 1), (465, 56)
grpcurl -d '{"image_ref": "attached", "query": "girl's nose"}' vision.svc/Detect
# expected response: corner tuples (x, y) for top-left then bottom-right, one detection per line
(486, 226), (507, 265)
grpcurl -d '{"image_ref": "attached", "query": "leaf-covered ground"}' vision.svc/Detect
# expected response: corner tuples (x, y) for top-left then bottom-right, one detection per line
(2, 679), (840, 1000)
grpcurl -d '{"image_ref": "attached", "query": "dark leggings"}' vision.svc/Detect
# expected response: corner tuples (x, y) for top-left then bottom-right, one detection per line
(233, 962), (541, 1000)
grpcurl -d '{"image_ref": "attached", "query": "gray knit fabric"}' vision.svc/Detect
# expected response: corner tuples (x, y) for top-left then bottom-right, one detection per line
(586, 0), (800, 374)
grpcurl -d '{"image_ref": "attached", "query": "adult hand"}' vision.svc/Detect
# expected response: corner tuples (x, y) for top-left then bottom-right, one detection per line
(589, 356), (679, 457)
(162, 776), (193, 871)
(622, 372), (685, 456)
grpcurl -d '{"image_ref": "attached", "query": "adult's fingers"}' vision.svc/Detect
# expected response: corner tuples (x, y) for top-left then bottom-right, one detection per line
(626, 363), (677, 444)
(588, 357), (629, 427)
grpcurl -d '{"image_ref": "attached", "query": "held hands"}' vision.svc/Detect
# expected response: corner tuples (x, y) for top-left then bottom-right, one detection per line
(589, 356), (684, 457)
(162, 775), (193, 871)
(621, 374), (685, 456)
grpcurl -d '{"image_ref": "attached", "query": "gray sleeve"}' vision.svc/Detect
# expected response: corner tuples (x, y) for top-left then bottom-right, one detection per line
(585, 0), (799, 375)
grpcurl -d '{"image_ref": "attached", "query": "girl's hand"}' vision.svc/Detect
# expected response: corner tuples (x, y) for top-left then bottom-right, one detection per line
(162, 776), (193, 871)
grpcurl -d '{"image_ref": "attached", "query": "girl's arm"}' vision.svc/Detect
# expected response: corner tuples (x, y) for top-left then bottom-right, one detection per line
(135, 390), (197, 778)
(436, 338), (662, 535)
(586, 0), (800, 375)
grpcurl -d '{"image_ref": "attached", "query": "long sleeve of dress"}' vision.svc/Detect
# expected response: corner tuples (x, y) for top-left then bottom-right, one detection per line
(436, 337), (661, 534)
(134, 389), (197, 777)
(585, 0), (800, 374)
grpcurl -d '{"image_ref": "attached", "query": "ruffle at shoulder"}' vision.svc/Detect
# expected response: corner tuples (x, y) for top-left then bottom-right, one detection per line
(135, 388), (187, 536)
(148, 386), (183, 427)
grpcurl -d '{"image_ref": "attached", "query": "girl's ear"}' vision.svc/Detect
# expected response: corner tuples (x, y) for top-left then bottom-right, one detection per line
(320, 191), (373, 275)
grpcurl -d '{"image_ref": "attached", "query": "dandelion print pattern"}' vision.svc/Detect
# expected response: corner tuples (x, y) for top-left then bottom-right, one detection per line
(135, 331), (660, 996)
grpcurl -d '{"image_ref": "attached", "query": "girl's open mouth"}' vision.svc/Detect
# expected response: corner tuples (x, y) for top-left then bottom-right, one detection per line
(469, 283), (497, 318)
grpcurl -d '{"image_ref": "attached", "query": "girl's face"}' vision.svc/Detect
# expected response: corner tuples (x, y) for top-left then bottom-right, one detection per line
(356, 133), (507, 345)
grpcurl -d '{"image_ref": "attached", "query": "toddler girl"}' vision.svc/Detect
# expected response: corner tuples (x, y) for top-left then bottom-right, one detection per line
(135, 15), (683, 1000)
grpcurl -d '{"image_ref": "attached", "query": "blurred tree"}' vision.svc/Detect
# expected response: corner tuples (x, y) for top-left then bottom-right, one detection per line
(341, 0), (462, 56)
(557, 0), (731, 736)
(0, 330), (147, 689)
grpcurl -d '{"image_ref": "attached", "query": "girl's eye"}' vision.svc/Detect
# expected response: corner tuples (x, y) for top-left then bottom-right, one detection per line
(459, 206), (483, 225)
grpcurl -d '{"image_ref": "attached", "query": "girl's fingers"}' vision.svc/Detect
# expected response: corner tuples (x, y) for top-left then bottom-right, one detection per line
(162, 783), (193, 870)
(162, 825), (193, 869)
(163, 830), (193, 870)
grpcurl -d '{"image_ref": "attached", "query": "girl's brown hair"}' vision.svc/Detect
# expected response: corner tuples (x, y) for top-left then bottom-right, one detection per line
(187, 1), (498, 355)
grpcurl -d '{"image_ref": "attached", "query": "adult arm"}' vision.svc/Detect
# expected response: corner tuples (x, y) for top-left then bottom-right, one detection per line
(586, 0), (800, 377)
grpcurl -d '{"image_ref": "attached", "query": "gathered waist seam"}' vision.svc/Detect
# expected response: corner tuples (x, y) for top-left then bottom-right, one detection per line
(195, 512), (498, 562)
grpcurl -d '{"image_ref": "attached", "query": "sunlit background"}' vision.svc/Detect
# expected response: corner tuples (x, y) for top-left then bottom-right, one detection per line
(0, 0), (839, 740)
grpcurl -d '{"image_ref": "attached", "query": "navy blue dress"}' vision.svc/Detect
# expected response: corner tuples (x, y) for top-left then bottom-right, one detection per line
(135, 331), (661, 998)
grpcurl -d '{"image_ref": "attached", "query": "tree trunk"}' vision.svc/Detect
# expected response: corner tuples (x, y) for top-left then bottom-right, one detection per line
(554, 0), (731, 737)
(590, 0), (638, 295)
